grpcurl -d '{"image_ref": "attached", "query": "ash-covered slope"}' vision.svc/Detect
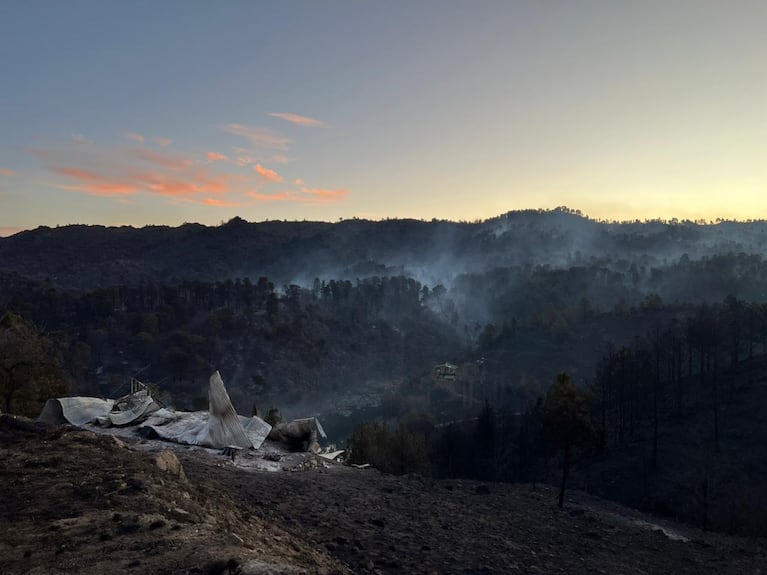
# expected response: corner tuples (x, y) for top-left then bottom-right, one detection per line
(2, 415), (766, 575)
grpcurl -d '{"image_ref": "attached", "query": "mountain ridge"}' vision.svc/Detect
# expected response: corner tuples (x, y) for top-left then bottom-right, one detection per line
(3, 208), (767, 292)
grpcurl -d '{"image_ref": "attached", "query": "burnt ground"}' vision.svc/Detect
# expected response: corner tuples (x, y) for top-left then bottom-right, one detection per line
(2, 415), (767, 575)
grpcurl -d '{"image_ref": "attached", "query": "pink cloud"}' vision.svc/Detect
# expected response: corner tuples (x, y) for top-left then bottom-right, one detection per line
(294, 178), (303, 185)
(223, 123), (293, 150)
(53, 167), (140, 196)
(153, 137), (173, 147)
(254, 163), (283, 183)
(124, 132), (145, 143)
(131, 147), (193, 169)
(0, 168), (17, 177)
(268, 112), (326, 127)
(207, 151), (228, 162)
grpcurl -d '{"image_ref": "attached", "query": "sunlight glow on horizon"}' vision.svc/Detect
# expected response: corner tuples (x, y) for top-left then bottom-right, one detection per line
(2, 2), (767, 231)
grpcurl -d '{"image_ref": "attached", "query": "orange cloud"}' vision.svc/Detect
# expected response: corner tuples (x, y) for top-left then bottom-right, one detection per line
(201, 197), (248, 207)
(53, 167), (140, 196)
(124, 132), (145, 143)
(131, 169), (230, 197)
(223, 124), (293, 150)
(153, 137), (173, 147)
(131, 147), (193, 169)
(247, 191), (295, 202)
(246, 186), (348, 204)
(254, 163), (283, 183)
(301, 187), (349, 203)
(268, 112), (326, 127)
(38, 130), (340, 209)
(0, 168), (17, 177)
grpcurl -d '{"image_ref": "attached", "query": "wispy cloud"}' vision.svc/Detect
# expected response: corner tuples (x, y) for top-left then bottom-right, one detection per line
(223, 123), (293, 150)
(246, 186), (348, 204)
(153, 137), (173, 147)
(130, 169), (229, 197)
(300, 187), (348, 203)
(268, 112), (326, 127)
(34, 130), (349, 209)
(200, 197), (249, 208)
(123, 132), (145, 143)
(130, 147), (193, 169)
(71, 133), (93, 145)
(247, 191), (294, 202)
(52, 164), (232, 199)
(0, 168), (17, 177)
(254, 163), (283, 183)
(53, 167), (140, 196)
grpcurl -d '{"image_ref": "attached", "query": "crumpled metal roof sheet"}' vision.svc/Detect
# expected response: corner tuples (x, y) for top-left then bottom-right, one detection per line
(38, 397), (115, 427)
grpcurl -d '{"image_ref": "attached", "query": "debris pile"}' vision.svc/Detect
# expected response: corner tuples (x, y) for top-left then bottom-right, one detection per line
(37, 370), (326, 455)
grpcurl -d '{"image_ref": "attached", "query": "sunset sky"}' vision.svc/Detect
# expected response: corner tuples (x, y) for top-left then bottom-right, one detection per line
(2, 1), (767, 235)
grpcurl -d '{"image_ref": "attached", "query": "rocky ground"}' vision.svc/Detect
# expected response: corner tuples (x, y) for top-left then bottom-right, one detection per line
(2, 415), (767, 575)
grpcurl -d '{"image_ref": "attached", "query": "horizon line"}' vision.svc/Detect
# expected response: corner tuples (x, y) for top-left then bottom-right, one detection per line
(3, 206), (767, 237)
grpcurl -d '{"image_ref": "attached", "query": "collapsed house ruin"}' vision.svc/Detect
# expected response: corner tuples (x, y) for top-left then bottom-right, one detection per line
(38, 371), (324, 452)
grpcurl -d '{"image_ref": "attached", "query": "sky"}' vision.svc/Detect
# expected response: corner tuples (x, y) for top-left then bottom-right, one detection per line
(2, 1), (767, 235)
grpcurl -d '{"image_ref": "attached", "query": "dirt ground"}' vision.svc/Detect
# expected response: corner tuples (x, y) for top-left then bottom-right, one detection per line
(2, 415), (767, 575)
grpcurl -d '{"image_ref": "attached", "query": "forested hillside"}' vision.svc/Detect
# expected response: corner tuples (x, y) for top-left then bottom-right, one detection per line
(3, 208), (767, 535)
(3, 208), (767, 412)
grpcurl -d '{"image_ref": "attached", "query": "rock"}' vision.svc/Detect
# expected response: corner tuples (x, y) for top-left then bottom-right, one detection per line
(475, 484), (491, 495)
(111, 436), (127, 449)
(154, 450), (187, 482)
(227, 532), (245, 546)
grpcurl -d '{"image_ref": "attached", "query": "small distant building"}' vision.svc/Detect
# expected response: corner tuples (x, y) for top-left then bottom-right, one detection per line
(432, 362), (458, 382)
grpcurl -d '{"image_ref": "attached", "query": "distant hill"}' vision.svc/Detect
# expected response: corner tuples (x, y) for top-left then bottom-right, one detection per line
(2, 209), (767, 293)
(4, 208), (767, 422)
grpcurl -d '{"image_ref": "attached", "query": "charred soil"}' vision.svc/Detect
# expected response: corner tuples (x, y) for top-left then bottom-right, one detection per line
(2, 415), (766, 574)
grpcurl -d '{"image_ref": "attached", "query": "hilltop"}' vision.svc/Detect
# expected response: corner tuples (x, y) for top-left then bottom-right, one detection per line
(2, 209), (767, 291)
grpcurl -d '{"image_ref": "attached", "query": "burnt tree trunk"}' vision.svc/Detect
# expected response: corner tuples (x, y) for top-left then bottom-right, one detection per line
(558, 444), (571, 509)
